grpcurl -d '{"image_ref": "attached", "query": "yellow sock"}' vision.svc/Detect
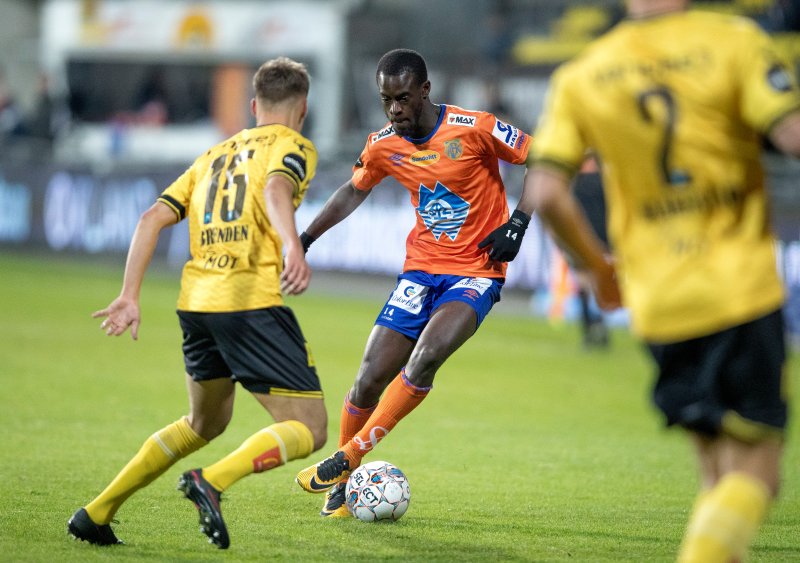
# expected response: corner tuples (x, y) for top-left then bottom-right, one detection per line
(678, 472), (771, 563)
(85, 417), (206, 524)
(203, 420), (314, 491)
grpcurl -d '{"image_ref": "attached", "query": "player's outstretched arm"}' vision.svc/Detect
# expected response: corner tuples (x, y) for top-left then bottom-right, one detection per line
(529, 165), (621, 310)
(92, 201), (177, 340)
(264, 174), (310, 296)
(300, 181), (371, 252)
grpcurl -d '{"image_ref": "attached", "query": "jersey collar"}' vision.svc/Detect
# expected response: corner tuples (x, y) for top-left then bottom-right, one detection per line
(402, 104), (446, 145)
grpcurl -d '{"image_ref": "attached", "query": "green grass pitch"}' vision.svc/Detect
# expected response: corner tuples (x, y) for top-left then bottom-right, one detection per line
(1, 251), (798, 562)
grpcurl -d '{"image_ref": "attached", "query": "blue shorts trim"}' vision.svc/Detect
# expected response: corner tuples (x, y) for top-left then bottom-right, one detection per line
(374, 271), (503, 340)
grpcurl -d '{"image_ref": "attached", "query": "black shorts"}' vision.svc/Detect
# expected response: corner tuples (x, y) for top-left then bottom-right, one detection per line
(177, 307), (322, 397)
(647, 309), (788, 441)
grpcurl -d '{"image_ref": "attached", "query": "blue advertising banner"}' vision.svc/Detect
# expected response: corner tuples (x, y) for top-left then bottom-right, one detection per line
(2, 160), (799, 335)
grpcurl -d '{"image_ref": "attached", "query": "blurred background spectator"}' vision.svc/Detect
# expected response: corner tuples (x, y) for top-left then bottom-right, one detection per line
(0, 67), (25, 141)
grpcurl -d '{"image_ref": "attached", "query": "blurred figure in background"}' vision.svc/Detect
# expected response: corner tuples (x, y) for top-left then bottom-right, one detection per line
(479, 2), (514, 72)
(0, 67), (25, 142)
(68, 57), (327, 550)
(524, 0), (800, 561)
(560, 154), (610, 349)
(294, 48), (533, 517)
(25, 72), (69, 151)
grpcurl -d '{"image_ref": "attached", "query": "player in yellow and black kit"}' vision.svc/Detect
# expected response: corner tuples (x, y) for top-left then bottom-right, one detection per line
(520, 1), (800, 561)
(67, 57), (327, 550)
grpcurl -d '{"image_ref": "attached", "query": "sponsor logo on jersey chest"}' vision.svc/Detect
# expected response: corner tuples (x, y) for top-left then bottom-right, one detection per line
(409, 150), (440, 167)
(447, 113), (476, 127)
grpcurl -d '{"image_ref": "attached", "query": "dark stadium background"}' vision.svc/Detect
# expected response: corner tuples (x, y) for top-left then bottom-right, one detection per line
(1, 0), (798, 336)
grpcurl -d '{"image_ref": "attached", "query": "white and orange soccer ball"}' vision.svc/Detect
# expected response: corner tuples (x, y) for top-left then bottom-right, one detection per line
(345, 461), (411, 522)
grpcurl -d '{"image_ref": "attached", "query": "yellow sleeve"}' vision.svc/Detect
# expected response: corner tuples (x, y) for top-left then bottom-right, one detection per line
(738, 23), (800, 134)
(265, 133), (317, 207)
(529, 65), (586, 175)
(158, 164), (196, 221)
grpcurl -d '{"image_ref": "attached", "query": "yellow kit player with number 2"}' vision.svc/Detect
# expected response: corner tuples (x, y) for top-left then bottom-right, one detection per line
(525, 1), (800, 561)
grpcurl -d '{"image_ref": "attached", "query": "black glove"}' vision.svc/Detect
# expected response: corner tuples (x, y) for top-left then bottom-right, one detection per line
(299, 231), (316, 254)
(477, 210), (530, 262)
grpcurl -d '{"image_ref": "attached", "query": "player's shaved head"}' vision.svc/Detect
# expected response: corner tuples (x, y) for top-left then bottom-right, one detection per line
(253, 57), (310, 105)
(376, 49), (428, 85)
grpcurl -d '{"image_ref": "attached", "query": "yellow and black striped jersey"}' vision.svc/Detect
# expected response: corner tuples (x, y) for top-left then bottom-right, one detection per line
(158, 124), (317, 312)
(531, 10), (800, 342)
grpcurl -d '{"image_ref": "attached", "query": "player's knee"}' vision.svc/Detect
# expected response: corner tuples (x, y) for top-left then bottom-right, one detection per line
(187, 413), (230, 441)
(351, 373), (387, 406)
(406, 344), (443, 385)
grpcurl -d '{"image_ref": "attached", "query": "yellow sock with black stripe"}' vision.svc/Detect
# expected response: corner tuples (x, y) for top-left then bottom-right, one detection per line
(677, 472), (771, 563)
(85, 417), (206, 524)
(202, 420), (314, 491)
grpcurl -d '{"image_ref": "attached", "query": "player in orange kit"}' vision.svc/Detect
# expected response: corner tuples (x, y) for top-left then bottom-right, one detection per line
(294, 48), (533, 516)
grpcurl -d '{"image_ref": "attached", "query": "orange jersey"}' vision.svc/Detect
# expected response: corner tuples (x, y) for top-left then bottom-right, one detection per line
(352, 105), (530, 278)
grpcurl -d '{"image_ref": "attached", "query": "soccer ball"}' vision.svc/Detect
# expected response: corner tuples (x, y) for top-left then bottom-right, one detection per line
(345, 460), (411, 522)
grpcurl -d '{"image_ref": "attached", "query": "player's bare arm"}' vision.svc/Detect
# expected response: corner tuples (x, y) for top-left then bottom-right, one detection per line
(529, 166), (621, 310)
(515, 168), (537, 219)
(301, 181), (371, 250)
(92, 201), (177, 340)
(770, 110), (800, 157)
(477, 165), (536, 262)
(263, 174), (310, 296)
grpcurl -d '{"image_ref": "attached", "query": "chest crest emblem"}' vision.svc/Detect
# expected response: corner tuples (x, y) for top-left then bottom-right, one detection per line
(443, 138), (463, 160)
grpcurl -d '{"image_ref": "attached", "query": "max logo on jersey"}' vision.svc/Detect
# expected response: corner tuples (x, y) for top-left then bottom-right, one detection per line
(418, 181), (470, 241)
(282, 153), (307, 181)
(447, 113), (476, 127)
(371, 125), (395, 144)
